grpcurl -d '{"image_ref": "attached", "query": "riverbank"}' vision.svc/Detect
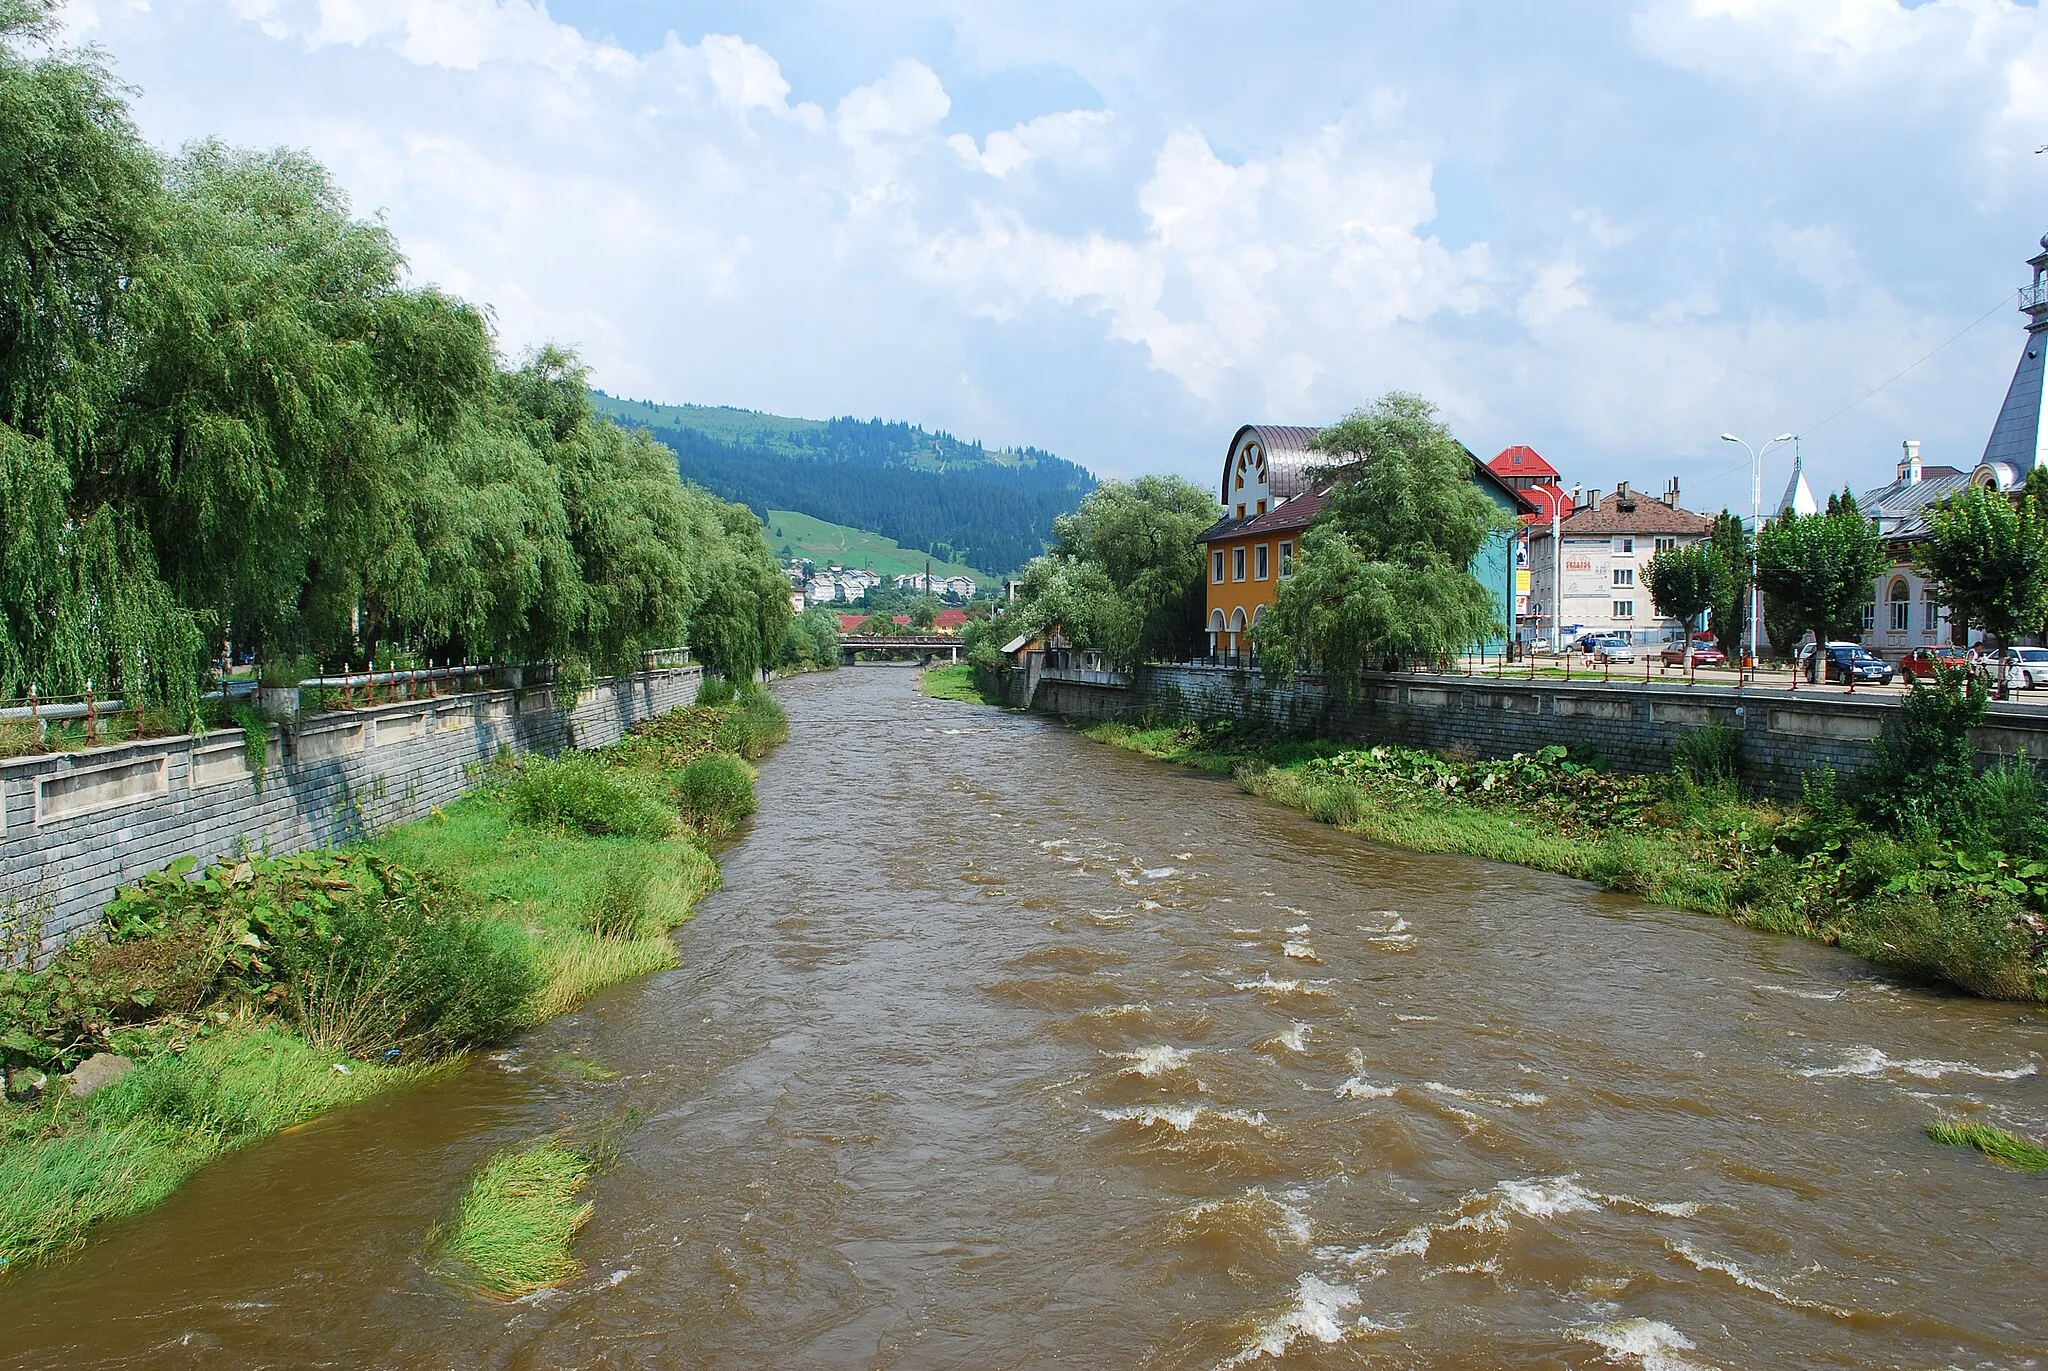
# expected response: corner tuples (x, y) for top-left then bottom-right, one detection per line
(0, 686), (785, 1277)
(1078, 715), (2048, 1005)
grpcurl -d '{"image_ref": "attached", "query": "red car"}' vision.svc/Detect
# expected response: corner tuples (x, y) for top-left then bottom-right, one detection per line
(1659, 642), (1728, 668)
(1900, 646), (1972, 680)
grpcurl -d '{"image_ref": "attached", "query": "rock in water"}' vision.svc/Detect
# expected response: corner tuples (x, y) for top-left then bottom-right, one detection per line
(65, 1053), (134, 1098)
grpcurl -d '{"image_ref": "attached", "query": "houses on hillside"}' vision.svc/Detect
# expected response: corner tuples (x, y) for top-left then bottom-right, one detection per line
(893, 572), (976, 599)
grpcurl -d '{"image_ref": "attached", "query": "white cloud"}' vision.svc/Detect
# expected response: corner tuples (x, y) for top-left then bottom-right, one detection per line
(60, 0), (2048, 500)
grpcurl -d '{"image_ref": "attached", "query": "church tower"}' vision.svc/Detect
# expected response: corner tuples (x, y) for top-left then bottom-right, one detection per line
(1979, 231), (2048, 485)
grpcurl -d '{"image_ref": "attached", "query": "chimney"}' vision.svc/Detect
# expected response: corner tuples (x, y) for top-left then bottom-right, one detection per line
(1899, 439), (1922, 485)
(1615, 480), (1631, 499)
(1663, 476), (1681, 507)
(1585, 488), (1600, 509)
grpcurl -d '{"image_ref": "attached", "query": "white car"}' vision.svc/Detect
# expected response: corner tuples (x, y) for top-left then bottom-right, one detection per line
(1587, 635), (1636, 663)
(1989, 646), (2048, 690)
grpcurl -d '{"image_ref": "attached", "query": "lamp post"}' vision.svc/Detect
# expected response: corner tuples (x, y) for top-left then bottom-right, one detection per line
(1720, 431), (1795, 678)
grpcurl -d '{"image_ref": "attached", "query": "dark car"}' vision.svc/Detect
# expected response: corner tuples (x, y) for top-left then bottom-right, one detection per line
(1659, 642), (1727, 669)
(1802, 642), (1894, 685)
(1900, 645), (1972, 680)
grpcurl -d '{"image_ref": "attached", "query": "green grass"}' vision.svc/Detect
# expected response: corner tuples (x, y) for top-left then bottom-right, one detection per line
(0, 694), (774, 1276)
(762, 509), (992, 582)
(1928, 1119), (2048, 1171)
(0, 1024), (444, 1271)
(921, 663), (999, 704)
(369, 791), (720, 1022)
(437, 1141), (594, 1298)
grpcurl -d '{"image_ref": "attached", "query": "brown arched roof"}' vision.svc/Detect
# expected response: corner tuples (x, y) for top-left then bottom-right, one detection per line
(1219, 424), (1323, 505)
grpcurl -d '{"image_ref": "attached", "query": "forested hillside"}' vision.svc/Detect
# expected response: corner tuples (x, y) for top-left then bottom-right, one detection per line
(592, 394), (1095, 577)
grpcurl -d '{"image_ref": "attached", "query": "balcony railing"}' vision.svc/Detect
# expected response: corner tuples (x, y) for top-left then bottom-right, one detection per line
(2021, 280), (2048, 312)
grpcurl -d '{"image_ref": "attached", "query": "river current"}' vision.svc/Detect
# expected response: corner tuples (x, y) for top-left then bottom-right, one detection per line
(2, 667), (2043, 1368)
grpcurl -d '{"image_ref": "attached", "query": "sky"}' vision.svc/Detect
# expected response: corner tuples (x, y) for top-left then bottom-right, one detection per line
(57, 0), (2048, 511)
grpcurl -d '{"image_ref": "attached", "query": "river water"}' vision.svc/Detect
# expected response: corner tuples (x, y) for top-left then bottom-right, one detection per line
(3, 667), (2044, 1368)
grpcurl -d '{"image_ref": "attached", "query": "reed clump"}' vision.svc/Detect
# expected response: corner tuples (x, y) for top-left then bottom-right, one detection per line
(1927, 1118), (2048, 1171)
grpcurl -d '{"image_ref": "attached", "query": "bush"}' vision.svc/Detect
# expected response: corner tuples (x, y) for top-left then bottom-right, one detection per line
(1838, 885), (2041, 1001)
(584, 857), (660, 940)
(695, 676), (737, 708)
(506, 755), (675, 839)
(1966, 755), (2048, 858)
(674, 753), (757, 836)
(1671, 724), (1741, 787)
(1862, 667), (1986, 831)
(272, 888), (539, 1058)
(712, 687), (788, 760)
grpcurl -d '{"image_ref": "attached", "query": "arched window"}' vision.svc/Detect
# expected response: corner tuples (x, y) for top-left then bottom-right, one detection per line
(1888, 579), (1911, 634)
(1208, 608), (1227, 633)
(1228, 607), (1247, 634)
(1251, 604), (1267, 625)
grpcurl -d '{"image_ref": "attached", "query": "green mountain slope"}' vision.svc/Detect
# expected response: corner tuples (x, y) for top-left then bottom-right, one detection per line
(763, 510), (989, 583)
(591, 391), (1093, 577)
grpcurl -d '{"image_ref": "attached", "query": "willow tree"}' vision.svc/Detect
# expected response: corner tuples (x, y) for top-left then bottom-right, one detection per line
(0, 3), (203, 710)
(1013, 474), (1216, 666)
(1257, 393), (1509, 690)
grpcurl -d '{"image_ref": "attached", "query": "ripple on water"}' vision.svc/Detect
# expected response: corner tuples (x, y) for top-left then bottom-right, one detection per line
(1795, 1045), (2039, 1081)
(1571, 1318), (1718, 1371)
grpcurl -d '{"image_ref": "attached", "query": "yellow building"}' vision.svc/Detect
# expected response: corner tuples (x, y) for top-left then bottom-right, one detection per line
(1195, 426), (1323, 662)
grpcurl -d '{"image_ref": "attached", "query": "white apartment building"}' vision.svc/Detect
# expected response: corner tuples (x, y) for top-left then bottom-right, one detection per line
(1526, 480), (1711, 646)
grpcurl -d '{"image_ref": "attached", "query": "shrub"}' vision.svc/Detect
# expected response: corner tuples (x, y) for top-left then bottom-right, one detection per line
(1838, 885), (2041, 1001)
(1861, 667), (1986, 832)
(272, 889), (539, 1058)
(1966, 755), (2048, 859)
(506, 755), (675, 839)
(1671, 724), (1741, 787)
(712, 688), (788, 760)
(674, 753), (757, 836)
(584, 858), (660, 940)
(695, 676), (737, 708)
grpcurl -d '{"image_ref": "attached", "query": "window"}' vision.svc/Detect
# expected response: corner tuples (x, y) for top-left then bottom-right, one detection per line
(1654, 537), (1678, 552)
(1613, 568), (1634, 588)
(1860, 601), (1876, 631)
(1236, 504), (1246, 520)
(1255, 499), (1267, 516)
(1232, 546), (1246, 581)
(1254, 544), (1270, 580)
(1613, 600), (1634, 619)
(1924, 591), (1940, 632)
(1212, 550), (1225, 584)
(1614, 537), (1634, 554)
(1279, 540), (1295, 579)
(1888, 580), (1911, 634)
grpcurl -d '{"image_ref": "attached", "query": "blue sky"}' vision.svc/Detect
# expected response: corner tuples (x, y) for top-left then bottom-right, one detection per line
(63, 0), (2048, 511)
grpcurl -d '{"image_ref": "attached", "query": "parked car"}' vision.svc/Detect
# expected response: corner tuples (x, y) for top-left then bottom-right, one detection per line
(1900, 645), (1973, 680)
(1586, 635), (1636, 663)
(1798, 641), (1894, 685)
(1987, 646), (2048, 690)
(1659, 641), (1728, 668)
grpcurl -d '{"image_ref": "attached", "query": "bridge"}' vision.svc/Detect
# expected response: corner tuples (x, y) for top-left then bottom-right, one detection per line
(838, 634), (962, 666)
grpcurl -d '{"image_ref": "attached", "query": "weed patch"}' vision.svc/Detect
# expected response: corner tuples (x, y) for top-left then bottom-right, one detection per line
(437, 1141), (594, 1298)
(1927, 1118), (2048, 1171)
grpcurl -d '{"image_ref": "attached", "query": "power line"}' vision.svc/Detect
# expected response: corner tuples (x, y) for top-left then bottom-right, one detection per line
(1795, 291), (2014, 441)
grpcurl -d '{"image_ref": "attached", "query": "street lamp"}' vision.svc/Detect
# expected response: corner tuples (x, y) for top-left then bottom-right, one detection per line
(1720, 431), (1796, 676)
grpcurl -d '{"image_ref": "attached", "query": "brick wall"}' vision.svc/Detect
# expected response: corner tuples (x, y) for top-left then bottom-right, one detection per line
(1035, 663), (2048, 800)
(1, 666), (701, 963)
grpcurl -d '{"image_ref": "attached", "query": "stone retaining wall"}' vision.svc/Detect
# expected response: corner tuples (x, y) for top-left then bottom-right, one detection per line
(1, 666), (702, 963)
(1033, 664), (2048, 799)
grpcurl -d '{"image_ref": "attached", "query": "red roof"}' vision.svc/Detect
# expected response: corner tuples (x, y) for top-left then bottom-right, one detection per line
(838, 613), (916, 633)
(934, 609), (969, 630)
(1518, 483), (1575, 524)
(1488, 445), (1559, 481)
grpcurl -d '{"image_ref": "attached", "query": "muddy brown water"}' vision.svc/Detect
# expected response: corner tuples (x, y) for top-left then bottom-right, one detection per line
(3, 667), (2044, 1368)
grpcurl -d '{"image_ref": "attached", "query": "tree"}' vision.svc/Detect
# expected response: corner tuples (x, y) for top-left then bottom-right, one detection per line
(1920, 483), (2048, 649)
(1013, 474), (1216, 666)
(907, 598), (939, 631)
(1256, 393), (1510, 689)
(1704, 511), (1752, 659)
(1754, 490), (1887, 675)
(1641, 543), (1723, 670)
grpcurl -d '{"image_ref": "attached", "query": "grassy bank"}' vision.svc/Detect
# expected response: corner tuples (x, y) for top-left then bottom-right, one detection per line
(1079, 714), (2048, 1005)
(0, 686), (785, 1275)
(921, 662), (1001, 704)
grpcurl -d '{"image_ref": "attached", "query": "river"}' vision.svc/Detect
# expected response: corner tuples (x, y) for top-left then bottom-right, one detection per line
(2, 667), (2043, 1368)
